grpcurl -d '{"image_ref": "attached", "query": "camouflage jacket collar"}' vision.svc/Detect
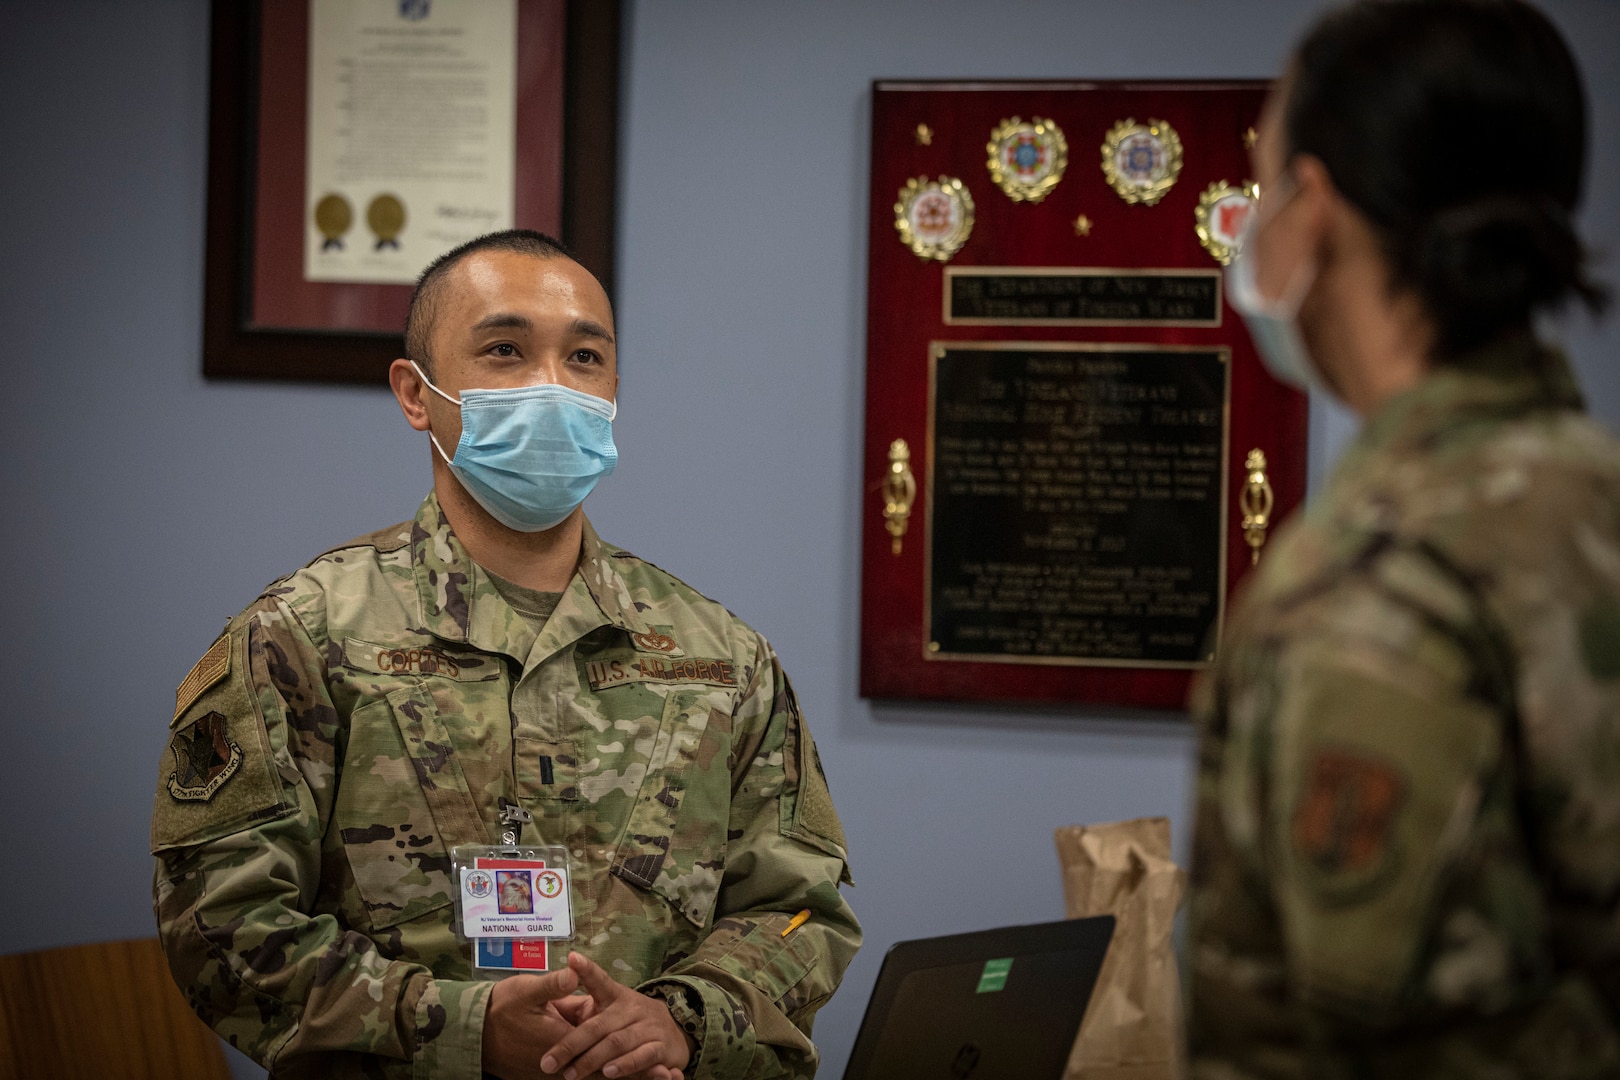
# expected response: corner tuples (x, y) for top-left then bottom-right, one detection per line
(1326, 335), (1584, 496)
(409, 494), (653, 666)
(1246, 337), (1589, 618)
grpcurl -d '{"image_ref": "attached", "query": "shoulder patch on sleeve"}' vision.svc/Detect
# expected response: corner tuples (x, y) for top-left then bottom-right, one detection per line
(173, 634), (231, 724)
(1292, 747), (1408, 902)
(166, 711), (242, 801)
(153, 625), (294, 854)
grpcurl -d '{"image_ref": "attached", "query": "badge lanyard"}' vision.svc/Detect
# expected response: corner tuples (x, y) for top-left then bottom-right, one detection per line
(452, 801), (575, 973)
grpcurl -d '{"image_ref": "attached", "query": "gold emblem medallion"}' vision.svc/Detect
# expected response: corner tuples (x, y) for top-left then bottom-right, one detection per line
(986, 116), (1068, 203)
(367, 193), (407, 250)
(313, 193), (353, 251)
(1100, 118), (1184, 205)
(1194, 180), (1259, 265)
(894, 176), (975, 262)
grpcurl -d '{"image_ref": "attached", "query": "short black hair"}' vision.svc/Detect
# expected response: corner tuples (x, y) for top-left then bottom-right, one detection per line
(1287, 0), (1607, 358)
(404, 229), (580, 373)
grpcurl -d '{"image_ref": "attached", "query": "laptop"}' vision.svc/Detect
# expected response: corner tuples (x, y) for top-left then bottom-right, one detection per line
(841, 915), (1115, 1080)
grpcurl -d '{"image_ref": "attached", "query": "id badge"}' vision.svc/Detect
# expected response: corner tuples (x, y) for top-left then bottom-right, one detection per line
(452, 844), (574, 971)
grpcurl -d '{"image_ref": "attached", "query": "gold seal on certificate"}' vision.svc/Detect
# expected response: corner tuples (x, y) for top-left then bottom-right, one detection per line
(1100, 118), (1183, 205)
(1194, 181), (1258, 264)
(367, 193), (407, 251)
(986, 116), (1068, 203)
(894, 176), (975, 262)
(313, 193), (353, 251)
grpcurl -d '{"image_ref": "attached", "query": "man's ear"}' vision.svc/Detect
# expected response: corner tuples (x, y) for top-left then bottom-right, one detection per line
(388, 358), (432, 432)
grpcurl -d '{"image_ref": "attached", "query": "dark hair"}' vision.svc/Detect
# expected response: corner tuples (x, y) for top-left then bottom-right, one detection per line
(1287, 0), (1607, 358)
(404, 229), (579, 372)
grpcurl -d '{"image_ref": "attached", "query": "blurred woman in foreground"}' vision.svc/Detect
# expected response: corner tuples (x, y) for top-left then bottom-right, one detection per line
(1188, 1), (1617, 1077)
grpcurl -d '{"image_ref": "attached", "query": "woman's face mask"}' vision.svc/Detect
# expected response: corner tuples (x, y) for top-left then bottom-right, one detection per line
(1226, 171), (1326, 395)
(413, 361), (618, 532)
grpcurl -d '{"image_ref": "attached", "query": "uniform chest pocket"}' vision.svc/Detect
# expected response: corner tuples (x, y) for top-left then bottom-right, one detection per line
(336, 685), (489, 930)
(605, 687), (735, 929)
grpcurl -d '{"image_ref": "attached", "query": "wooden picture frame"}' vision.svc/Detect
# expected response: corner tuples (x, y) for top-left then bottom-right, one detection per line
(202, 0), (620, 384)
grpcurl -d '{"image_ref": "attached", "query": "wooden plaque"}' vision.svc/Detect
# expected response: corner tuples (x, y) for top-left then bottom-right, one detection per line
(860, 80), (1308, 710)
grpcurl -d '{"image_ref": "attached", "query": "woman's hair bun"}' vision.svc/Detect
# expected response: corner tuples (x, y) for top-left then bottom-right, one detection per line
(1415, 196), (1607, 354)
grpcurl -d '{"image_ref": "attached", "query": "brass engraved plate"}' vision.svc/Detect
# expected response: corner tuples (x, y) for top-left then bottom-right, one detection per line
(944, 266), (1222, 327)
(924, 341), (1230, 668)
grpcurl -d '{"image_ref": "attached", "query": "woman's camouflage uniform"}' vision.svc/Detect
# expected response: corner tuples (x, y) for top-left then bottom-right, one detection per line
(1189, 337), (1620, 1078)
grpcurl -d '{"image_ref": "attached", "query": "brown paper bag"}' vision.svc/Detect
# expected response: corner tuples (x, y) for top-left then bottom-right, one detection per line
(1055, 817), (1186, 1080)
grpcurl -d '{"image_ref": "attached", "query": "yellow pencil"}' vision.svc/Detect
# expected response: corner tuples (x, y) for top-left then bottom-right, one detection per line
(781, 909), (811, 937)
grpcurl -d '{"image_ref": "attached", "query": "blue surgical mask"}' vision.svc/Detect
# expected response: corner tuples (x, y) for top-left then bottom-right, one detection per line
(413, 361), (618, 532)
(1226, 178), (1324, 395)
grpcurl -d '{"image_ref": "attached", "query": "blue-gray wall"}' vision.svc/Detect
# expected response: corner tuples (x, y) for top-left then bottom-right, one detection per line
(2, 3), (1616, 1077)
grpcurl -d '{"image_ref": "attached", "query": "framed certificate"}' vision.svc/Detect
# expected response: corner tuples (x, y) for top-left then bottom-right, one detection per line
(202, 0), (620, 383)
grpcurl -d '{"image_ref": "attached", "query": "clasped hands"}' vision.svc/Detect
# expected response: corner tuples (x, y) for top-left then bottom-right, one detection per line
(483, 951), (698, 1080)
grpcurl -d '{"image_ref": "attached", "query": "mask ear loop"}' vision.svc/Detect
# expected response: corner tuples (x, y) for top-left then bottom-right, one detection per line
(586, 393), (619, 422)
(1235, 170), (1318, 317)
(1229, 202), (1327, 396)
(411, 360), (462, 405)
(410, 360), (461, 466)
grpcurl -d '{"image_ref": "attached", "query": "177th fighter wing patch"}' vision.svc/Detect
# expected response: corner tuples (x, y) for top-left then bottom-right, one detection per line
(166, 711), (242, 802)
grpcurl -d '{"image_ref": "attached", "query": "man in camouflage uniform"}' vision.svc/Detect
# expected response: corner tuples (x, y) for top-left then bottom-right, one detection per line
(1187, 335), (1620, 1078)
(151, 231), (860, 1079)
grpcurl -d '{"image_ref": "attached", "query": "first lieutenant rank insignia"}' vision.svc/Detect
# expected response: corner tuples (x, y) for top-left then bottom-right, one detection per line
(168, 711), (243, 802)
